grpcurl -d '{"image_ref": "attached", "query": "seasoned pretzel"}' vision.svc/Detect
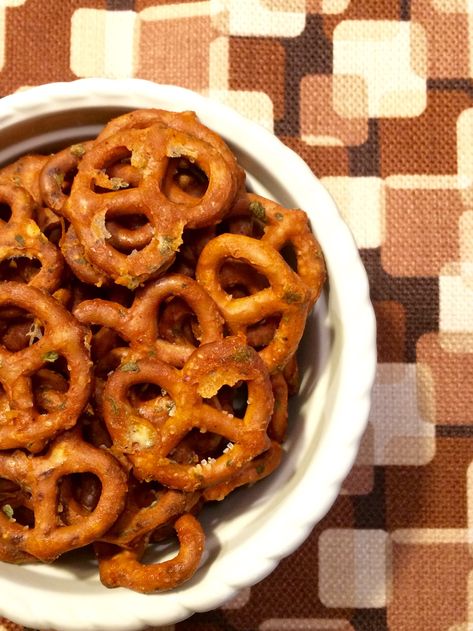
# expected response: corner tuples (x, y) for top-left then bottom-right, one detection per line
(229, 193), (326, 306)
(268, 372), (289, 443)
(40, 141), (150, 253)
(60, 226), (110, 287)
(40, 141), (93, 213)
(101, 482), (200, 547)
(0, 154), (47, 203)
(0, 282), (92, 451)
(196, 233), (311, 373)
(0, 430), (127, 563)
(96, 512), (205, 593)
(96, 108), (245, 205)
(0, 183), (64, 293)
(63, 123), (239, 288)
(102, 337), (273, 491)
(0, 154), (61, 240)
(203, 440), (282, 502)
(73, 274), (224, 367)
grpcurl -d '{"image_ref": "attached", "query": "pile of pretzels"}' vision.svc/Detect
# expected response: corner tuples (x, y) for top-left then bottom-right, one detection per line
(0, 109), (325, 592)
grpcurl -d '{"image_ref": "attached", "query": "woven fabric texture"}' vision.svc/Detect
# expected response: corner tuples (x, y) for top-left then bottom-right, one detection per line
(0, 1), (471, 630)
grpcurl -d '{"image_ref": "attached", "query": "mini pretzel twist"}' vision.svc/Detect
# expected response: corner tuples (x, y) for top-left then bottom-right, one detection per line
(0, 183), (64, 293)
(196, 233), (311, 373)
(0, 283), (93, 451)
(64, 123), (239, 288)
(95, 512), (205, 593)
(0, 430), (128, 563)
(229, 193), (326, 307)
(102, 337), (273, 491)
(73, 273), (224, 367)
(203, 440), (282, 502)
(95, 108), (245, 208)
(101, 481), (200, 547)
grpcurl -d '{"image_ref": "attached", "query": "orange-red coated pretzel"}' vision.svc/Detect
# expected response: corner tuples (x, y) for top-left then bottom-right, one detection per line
(60, 226), (110, 287)
(268, 372), (289, 443)
(0, 154), (47, 204)
(101, 482), (200, 547)
(95, 108), (245, 204)
(0, 430), (127, 563)
(0, 154), (61, 240)
(73, 274), (224, 367)
(102, 337), (273, 491)
(230, 193), (326, 307)
(40, 141), (150, 253)
(196, 233), (311, 373)
(0, 183), (64, 293)
(40, 141), (93, 213)
(203, 440), (282, 502)
(0, 282), (93, 451)
(96, 512), (205, 593)
(64, 124), (238, 287)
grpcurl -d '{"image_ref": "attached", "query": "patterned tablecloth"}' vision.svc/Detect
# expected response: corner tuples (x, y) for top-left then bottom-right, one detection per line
(0, 1), (471, 630)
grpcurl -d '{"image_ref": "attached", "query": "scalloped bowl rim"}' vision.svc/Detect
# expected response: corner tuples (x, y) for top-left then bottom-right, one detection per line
(0, 79), (376, 631)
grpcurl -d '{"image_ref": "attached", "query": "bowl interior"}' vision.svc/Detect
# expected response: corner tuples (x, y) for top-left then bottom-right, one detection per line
(0, 82), (373, 631)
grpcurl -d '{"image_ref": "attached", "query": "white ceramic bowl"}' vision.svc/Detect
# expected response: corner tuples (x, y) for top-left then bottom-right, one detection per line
(0, 79), (376, 631)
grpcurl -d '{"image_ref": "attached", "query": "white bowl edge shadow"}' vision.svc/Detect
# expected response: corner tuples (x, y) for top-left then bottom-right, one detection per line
(0, 79), (377, 631)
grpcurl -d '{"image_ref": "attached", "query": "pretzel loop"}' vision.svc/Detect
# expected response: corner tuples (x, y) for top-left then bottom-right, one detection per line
(0, 430), (127, 562)
(102, 337), (273, 491)
(0, 183), (64, 293)
(73, 274), (224, 367)
(0, 283), (92, 450)
(196, 233), (311, 372)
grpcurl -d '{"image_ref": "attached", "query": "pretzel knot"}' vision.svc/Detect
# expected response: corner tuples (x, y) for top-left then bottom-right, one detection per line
(0, 430), (128, 563)
(228, 193), (326, 307)
(196, 233), (311, 373)
(102, 337), (273, 492)
(95, 108), (245, 211)
(96, 512), (205, 593)
(0, 183), (64, 293)
(73, 273), (224, 368)
(63, 120), (241, 289)
(0, 282), (93, 451)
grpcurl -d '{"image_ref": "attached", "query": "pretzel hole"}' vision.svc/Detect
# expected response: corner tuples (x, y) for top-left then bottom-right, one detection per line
(91, 327), (128, 363)
(165, 157), (208, 199)
(0, 257), (41, 284)
(104, 284), (135, 308)
(132, 480), (162, 509)
(59, 473), (102, 514)
(81, 416), (113, 449)
(32, 367), (69, 414)
(0, 478), (34, 527)
(91, 149), (138, 194)
(170, 428), (223, 465)
(279, 243), (298, 273)
(219, 216), (265, 239)
(0, 312), (44, 351)
(158, 297), (199, 347)
(219, 261), (269, 298)
(127, 384), (176, 424)
(0, 202), (12, 223)
(213, 382), (248, 420)
(246, 315), (281, 351)
(140, 534), (180, 565)
(105, 211), (151, 254)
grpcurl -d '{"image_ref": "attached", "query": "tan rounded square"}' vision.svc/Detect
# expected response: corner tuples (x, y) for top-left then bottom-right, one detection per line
(300, 75), (368, 146)
(432, 0), (470, 12)
(260, 0), (306, 10)
(332, 74), (368, 119)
